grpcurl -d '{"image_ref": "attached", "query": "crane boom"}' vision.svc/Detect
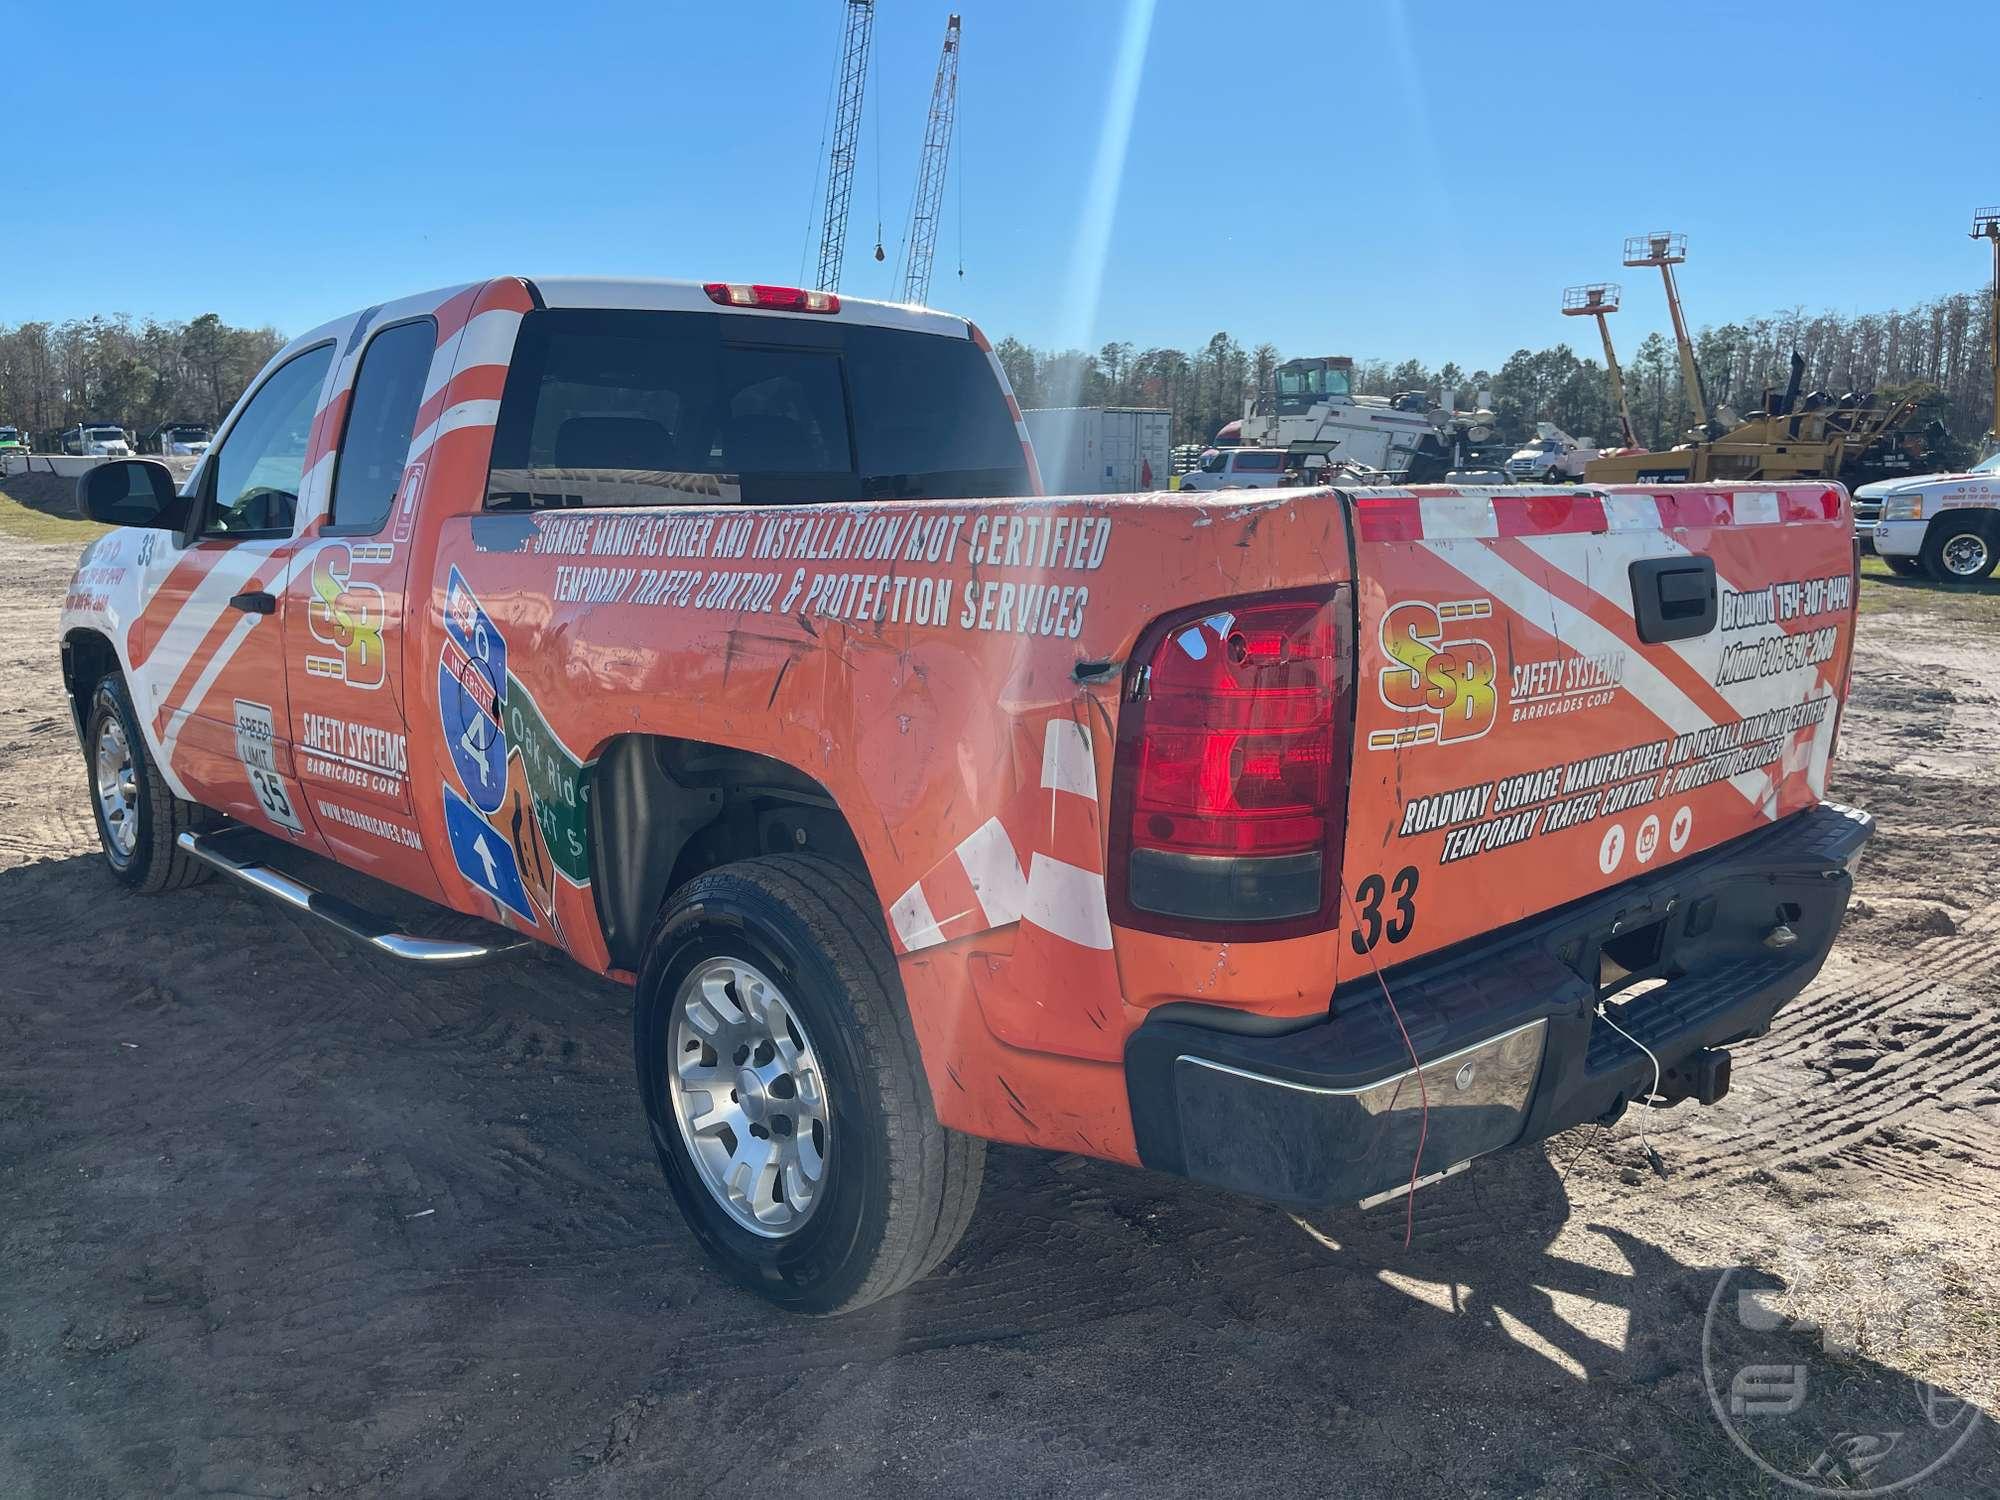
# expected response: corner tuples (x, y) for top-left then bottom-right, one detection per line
(898, 13), (961, 306)
(816, 0), (876, 294)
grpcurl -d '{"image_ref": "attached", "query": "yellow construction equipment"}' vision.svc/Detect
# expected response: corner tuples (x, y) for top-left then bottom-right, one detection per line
(1584, 228), (1947, 487)
(1583, 363), (1942, 487)
(1562, 283), (1636, 448)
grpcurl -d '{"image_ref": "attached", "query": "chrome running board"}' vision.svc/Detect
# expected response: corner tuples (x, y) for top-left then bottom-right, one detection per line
(177, 829), (532, 968)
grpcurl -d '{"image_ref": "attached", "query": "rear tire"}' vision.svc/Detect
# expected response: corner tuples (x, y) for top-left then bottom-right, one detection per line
(83, 675), (211, 893)
(1920, 516), (1998, 582)
(633, 854), (983, 1314)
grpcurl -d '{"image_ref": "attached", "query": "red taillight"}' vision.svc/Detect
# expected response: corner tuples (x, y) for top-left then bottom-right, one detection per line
(1110, 590), (1353, 936)
(702, 282), (841, 314)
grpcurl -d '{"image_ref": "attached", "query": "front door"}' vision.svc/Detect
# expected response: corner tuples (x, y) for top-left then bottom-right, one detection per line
(281, 316), (441, 895)
(131, 342), (336, 842)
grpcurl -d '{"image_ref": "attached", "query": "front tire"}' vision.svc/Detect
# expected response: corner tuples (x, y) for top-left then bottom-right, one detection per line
(1920, 516), (1999, 583)
(634, 855), (983, 1314)
(84, 675), (211, 893)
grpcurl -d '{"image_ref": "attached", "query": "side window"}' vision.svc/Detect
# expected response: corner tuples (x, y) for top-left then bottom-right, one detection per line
(329, 319), (436, 532)
(204, 345), (335, 537)
(1235, 451), (1283, 473)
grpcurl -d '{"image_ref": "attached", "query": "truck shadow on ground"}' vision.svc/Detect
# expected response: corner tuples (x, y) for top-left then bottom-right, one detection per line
(2, 850), (1993, 1497)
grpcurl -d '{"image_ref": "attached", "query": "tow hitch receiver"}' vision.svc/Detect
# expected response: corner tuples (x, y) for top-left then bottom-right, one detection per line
(1653, 1047), (1732, 1107)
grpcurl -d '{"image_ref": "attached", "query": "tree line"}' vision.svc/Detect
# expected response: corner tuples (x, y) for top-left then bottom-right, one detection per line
(4, 285), (1992, 461)
(995, 283), (1999, 459)
(0, 314), (286, 443)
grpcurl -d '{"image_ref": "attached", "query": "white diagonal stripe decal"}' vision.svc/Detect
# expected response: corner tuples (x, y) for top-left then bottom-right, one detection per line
(407, 399), (503, 467)
(954, 817), (1028, 927)
(889, 883), (944, 951)
(1429, 540), (1770, 810)
(1022, 854), (1113, 950)
(1040, 719), (1096, 799)
(1516, 527), (1839, 803)
(158, 610), (262, 762)
(424, 309), (522, 402)
(129, 542), (288, 717)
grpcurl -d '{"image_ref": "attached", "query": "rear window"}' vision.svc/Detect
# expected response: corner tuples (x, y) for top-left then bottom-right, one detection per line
(486, 308), (1030, 509)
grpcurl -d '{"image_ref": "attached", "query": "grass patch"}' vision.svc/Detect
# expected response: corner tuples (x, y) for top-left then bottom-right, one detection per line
(0, 487), (108, 546)
(1857, 552), (2000, 622)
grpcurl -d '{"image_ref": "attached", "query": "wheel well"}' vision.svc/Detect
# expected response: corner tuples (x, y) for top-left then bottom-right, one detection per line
(60, 629), (120, 742)
(1932, 508), (2000, 538)
(589, 735), (868, 970)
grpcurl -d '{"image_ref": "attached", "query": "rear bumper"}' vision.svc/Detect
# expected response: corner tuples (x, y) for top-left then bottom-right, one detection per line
(1125, 802), (1873, 1207)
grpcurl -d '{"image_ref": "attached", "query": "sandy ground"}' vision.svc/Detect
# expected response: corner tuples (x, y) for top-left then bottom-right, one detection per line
(2, 532), (1996, 1498)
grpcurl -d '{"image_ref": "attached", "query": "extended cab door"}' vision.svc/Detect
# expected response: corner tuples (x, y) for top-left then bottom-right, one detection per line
(281, 316), (443, 897)
(130, 343), (336, 841)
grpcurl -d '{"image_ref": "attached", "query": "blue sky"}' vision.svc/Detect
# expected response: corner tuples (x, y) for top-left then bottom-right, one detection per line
(6, 0), (1995, 371)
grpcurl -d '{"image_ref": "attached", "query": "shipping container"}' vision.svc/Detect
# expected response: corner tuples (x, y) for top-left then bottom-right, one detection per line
(1022, 406), (1173, 495)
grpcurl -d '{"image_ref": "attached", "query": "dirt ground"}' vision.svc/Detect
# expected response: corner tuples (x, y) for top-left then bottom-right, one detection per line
(2, 526), (1996, 1498)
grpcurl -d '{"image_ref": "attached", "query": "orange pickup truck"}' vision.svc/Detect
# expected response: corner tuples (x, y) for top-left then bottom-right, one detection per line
(61, 276), (1870, 1312)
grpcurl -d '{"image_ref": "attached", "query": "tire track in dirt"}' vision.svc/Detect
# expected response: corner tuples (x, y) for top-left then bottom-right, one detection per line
(1662, 636), (2000, 1206)
(1676, 990), (2000, 1189)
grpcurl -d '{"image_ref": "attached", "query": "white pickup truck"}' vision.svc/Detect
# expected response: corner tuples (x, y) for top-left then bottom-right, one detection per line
(1506, 424), (1599, 483)
(1857, 450), (2000, 581)
(1175, 446), (1292, 491)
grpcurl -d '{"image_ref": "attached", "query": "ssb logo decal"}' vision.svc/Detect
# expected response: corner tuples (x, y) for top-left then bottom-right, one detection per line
(1369, 597), (1500, 750)
(305, 544), (387, 689)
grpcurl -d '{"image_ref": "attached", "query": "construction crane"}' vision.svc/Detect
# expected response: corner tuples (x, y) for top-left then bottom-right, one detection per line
(1973, 206), (2000, 452)
(1623, 231), (1710, 434)
(815, 0), (876, 294)
(897, 13), (962, 306)
(1562, 283), (1637, 448)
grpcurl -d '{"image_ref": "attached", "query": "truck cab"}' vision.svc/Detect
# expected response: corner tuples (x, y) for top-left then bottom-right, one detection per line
(62, 423), (132, 456)
(145, 422), (214, 457)
(1858, 449), (2000, 580)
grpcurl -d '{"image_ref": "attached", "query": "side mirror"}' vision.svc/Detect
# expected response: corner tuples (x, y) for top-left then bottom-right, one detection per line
(78, 459), (188, 529)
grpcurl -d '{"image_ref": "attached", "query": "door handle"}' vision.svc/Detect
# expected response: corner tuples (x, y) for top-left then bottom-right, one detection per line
(1627, 557), (1716, 643)
(229, 590), (277, 615)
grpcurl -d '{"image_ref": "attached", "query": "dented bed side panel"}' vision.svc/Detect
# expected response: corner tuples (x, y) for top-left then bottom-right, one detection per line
(426, 486), (1358, 1162)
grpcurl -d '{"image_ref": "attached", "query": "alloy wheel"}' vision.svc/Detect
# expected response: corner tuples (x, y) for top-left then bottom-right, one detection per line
(94, 716), (138, 859)
(666, 955), (831, 1237)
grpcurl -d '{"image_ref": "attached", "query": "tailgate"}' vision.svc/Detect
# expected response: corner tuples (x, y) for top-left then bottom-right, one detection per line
(1338, 483), (1855, 968)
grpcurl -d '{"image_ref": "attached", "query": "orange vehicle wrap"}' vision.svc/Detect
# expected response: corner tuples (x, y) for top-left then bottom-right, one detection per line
(1335, 483), (1856, 970)
(424, 487), (1360, 1161)
(59, 277), (1862, 1171)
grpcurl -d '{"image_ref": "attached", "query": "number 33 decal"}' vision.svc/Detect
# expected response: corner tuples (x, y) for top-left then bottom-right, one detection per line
(1349, 866), (1419, 955)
